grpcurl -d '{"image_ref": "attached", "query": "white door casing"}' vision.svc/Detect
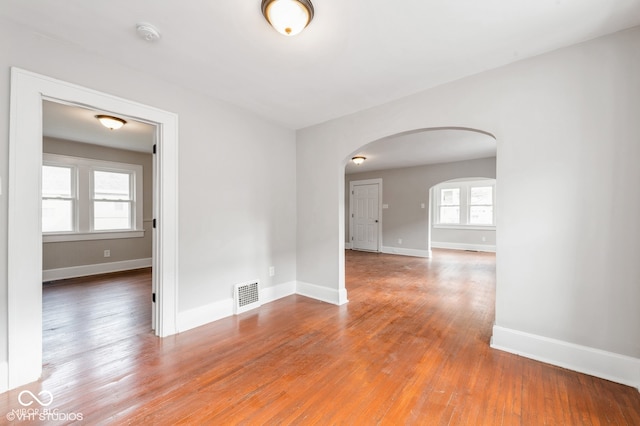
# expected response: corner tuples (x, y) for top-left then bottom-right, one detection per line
(350, 179), (382, 251)
(7, 68), (179, 390)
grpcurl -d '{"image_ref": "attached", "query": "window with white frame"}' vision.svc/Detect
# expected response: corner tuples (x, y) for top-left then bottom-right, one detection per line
(42, 164), (76, 233)
(433, 179), (496, 228)
(93, 169), (133, 231)
(42, 153), (144, 242)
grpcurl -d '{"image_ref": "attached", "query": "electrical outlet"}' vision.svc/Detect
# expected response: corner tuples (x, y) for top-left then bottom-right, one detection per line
(104, 249), (110, 258)
(481, 236), (487, 242)
(398, 238), (402, 245)
(269, 266), (275, 277)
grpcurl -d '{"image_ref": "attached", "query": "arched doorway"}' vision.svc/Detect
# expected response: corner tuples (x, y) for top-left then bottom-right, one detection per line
(343, 128), (496, 279)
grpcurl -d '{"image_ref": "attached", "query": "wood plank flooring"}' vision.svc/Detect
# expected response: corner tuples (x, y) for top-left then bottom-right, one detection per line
(1, 250), (639, 424)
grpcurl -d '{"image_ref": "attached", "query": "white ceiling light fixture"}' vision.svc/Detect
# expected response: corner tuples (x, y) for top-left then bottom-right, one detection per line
(96, 115), (127, 130)
(352, 156), (366, 165)
(261, 0), (314, 36)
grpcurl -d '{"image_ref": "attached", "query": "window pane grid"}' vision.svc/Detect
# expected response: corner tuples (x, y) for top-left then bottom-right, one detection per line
(439, 206), (460, 224)
(469, 206), (494, 225)
(469, 186), (492, 205)
(92, 170), (133, 231)
(42, 199), (74, 232)
(42, 165), (76, 233)
(439, 188), (461, 224)
(93, 170), (132, 201)
(435, 181), (495, 227)
(93, 200), (133, 231)
(42, 154), (142, 238)
(440, 188), (460, 205)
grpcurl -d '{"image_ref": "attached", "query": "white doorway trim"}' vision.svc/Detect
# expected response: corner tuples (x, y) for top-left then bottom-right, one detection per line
(349, 178), (382, 252)
(8, 68), (179, 390)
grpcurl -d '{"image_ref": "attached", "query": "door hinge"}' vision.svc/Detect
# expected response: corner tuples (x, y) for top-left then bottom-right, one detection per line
(153, 218), (157, 228)
(351, 213), (354, 218)
(351, 236), (354, 240)
(152, 293), (156, 303)
(153, 144), (157, 154)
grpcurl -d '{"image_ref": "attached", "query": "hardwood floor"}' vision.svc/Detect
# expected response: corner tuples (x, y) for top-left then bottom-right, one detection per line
(1, 250), (639, 424)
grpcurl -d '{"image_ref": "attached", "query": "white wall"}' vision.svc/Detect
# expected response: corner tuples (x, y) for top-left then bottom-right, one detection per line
(430, 227), (496, 252)
(297, 27), (640, 386)
(0, 19), (297, 369)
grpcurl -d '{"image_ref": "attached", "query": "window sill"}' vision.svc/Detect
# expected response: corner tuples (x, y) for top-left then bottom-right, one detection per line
(434, 224), (496, 231)
(43, 230), (145, 243)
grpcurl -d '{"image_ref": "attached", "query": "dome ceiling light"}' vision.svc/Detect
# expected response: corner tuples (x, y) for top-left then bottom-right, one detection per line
(96, 115), (127, 130)
(351, 156), (366, 165)
(261, 0), (314, 36)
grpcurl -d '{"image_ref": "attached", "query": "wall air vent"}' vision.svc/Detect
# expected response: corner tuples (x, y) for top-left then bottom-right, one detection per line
(234, 280), (261, 314)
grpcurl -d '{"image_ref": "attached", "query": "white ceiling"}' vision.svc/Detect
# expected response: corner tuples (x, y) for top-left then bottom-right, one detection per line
(43, 101), (155, 153)
(3, 0), (639, 131)
(344, 129), (496, 174)
(5, 1), (639, 170)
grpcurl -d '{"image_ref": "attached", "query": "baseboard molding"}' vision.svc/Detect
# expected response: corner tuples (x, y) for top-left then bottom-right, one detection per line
(0, 361), (7, 393)
(177, 280), (349, 333)
(297, 281), (348, 305)
(43, 258), (152, 282)
(177, 281), (298, 333)
(345, 242), (353, 250)
(381, 246), (432, 258)
(491, 325), (640, 390)
(261, 281), (297, 304)
(178, 297), (234, 333)
(431, 242), (496, 252)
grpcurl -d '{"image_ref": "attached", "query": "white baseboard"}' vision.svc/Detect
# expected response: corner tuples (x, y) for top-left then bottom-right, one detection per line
(178, 297), (234, 333)
(491, 325), (640, 390)
(43, 258), (152, 282)
(345, 242), (353, 250)
(177, 280), (349, 333)
(431, 241), (496, 252)
(177, 281), (298, 333)
(381, 246), (432, 258)
(261, 281), (297, 304)
(297, 281), (348, 305)
(0, 361), (7, 393)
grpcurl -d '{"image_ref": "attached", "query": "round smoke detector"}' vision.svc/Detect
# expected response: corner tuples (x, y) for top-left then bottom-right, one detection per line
(136, 23), (161, 42)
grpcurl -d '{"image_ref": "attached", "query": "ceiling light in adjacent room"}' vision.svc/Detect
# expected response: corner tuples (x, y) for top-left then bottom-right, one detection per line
(96, 115), (127, 130)
(352, 156), (366, 165)
(261, 0), (314, 36)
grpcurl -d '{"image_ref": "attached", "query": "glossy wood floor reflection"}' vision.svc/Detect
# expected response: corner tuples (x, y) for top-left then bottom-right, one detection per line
(1, 251), (639, 424)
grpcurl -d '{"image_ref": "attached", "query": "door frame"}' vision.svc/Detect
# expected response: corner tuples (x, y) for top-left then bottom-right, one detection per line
(349, 178), (382, 252)
(7, 68), (179, 390)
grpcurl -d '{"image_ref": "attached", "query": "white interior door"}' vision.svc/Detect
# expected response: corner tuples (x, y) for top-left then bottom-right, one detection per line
(351, 182), (380, 251)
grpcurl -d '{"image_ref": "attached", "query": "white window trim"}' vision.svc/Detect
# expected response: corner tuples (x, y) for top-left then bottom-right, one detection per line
(433, 178), (496, 230)
(43, 153), (144, 242)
